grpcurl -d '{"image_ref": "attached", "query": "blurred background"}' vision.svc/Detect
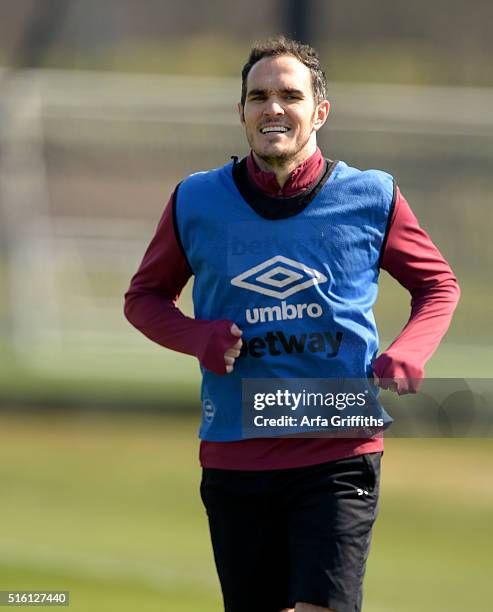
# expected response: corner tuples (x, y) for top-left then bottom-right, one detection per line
(0, 1), (491, 610)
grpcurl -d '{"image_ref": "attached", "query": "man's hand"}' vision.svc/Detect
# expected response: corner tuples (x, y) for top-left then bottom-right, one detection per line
(225, 324), (243, 374)
(373, 351), (424, 395)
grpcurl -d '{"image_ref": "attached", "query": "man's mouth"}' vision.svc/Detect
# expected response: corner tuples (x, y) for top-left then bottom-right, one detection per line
(259, 125), (290, 134)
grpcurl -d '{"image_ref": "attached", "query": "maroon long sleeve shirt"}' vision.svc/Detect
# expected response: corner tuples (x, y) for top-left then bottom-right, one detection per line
(125, 149), (460, 470)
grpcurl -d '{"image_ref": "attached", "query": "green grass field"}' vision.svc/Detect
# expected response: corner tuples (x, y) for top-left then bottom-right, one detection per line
(0, 412), (491, 612)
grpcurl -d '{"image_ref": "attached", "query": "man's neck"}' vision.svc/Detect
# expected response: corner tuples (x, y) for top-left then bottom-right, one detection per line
(252, 141), (318, 188)
(247, 147), (324, 198)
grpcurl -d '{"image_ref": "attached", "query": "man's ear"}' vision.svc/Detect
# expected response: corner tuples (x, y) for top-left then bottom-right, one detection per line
(313, 100), (330, 131)
(238, 102), (245, 124)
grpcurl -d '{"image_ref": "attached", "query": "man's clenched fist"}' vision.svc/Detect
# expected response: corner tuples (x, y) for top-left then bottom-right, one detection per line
(225, 324), (243, 373)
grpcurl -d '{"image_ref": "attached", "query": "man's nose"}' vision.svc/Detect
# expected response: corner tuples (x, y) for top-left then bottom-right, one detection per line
(263, 99), (284, 115)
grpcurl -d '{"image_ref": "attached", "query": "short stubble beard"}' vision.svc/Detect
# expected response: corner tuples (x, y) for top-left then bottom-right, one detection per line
(250, 111), (317, 171)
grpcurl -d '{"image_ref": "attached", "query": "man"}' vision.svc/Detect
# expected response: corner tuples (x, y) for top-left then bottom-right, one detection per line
(125, 36), (459, 612)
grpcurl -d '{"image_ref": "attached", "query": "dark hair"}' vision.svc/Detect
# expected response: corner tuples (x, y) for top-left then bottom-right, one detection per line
(241, 35), (327, 106)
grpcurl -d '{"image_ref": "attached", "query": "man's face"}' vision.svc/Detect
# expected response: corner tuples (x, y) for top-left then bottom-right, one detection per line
(239, 55), (329, 167)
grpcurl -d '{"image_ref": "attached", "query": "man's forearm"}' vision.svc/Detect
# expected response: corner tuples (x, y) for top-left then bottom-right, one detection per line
(375, 187), (460, 391)
(124, 191), (237, 375)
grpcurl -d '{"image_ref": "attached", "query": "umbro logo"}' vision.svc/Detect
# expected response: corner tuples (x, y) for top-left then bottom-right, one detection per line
(230, 256), (328, 300)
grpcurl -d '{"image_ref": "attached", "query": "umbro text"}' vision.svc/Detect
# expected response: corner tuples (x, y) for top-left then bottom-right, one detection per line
(245, 301), (323, 324)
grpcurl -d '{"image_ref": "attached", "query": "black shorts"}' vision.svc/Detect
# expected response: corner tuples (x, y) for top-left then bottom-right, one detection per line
(200, 452), (381, 612)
